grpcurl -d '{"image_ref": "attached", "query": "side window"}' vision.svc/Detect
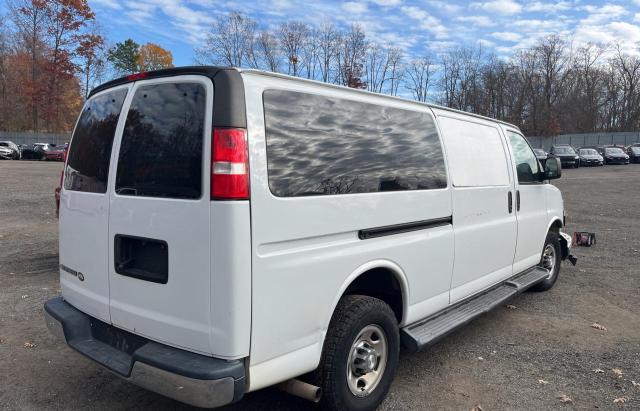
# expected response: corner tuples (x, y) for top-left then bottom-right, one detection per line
(507, 131), (540, 183)
(64, 89), (127, 193)
(438, 117), (510, 187)
(115, 82), (206, 199)
(263, 90), (447, 197)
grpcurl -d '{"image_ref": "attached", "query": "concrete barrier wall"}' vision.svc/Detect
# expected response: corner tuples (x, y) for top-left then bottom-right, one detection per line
(0, 132), (70, 146)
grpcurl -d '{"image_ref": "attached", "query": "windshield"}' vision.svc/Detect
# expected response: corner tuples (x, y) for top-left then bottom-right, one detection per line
(554, 147), (575, 154)
(0, 143), (8, 147)
(632, 147), (640, 154)
(605, 147), (624, 154)
(579, 149), (597, 155)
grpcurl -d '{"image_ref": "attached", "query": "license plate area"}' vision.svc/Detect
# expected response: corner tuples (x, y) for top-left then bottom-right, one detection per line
(114, 235), (168, 284)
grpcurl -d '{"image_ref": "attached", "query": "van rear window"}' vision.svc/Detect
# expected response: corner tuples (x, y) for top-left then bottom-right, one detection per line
(263, 90), (447, 197)
(115, 82), (206, 199)
(64, 88), (127, 193)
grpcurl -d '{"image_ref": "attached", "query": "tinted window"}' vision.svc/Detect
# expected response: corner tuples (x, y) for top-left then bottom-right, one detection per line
(263, 90), (447, 197)
(115, 82), (206, 199)
(64, 89), (127, 193)
(508, 131), (540, 183)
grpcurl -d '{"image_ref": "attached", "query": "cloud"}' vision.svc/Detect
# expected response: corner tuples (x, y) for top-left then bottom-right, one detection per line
(426, 0), (461, 13)
(342, 1), (368, 14)
(471, 0), (522, 16)
(580, 4), (627, 25)
(490, 31), (522, 42)
(400, 5), (448, 38)
(91, 0), (121, 9)
(455, 15), (496, 27)
(525, 1), (571, 13)
(371, 0), (403, 6)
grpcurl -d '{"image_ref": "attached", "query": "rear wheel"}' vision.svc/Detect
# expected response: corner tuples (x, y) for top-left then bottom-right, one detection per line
(531, 231), (561, 292)
(317, 295), (399, 411)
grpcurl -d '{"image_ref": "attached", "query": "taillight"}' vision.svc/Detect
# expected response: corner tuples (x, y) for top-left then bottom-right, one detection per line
(211, 128), (249, 200)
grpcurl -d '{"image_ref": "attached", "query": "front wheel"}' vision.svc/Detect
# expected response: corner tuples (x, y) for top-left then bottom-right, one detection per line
(530, 231), (561, 292)
(317, 295), (399, 411)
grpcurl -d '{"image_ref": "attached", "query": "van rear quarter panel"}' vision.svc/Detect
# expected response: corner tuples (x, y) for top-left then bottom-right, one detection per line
(242, 73), (454, 390)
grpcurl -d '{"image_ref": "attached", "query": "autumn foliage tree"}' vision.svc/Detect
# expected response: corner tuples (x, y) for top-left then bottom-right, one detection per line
(136, 43), (174, 71)
(2, 0), (93, 132)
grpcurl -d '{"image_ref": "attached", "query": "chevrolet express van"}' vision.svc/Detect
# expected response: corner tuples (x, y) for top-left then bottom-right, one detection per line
(45, 67), (571, 411)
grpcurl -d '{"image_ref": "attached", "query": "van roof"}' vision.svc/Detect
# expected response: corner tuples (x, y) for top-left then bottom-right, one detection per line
(90, 66), (520, 132)
(241, 69), (520, 131)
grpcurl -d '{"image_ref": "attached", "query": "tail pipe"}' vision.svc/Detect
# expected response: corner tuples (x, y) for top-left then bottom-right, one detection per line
(276, 379), (322, 403)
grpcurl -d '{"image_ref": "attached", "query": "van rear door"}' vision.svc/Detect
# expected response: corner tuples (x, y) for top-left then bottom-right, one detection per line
(59, 86), (129, 322)
(107, 76), (214, 354)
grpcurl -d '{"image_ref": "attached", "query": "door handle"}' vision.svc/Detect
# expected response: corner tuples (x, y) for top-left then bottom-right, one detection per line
(516, 190), (521, 212)
(508, 191), (513, 213)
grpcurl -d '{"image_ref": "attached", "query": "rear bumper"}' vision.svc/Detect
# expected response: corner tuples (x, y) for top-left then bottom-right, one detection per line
(44, 297), (245, 408)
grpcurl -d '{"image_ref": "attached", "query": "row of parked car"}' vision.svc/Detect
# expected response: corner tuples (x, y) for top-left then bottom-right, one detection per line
(0, 141), (67, 161)
(533, 143), (640, 167)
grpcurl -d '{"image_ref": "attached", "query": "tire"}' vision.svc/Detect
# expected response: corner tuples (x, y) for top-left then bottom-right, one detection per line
(316, 295), (399, 411)
(530, 231), (561, 292)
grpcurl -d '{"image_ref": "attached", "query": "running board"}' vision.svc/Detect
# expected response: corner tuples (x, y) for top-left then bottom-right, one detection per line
(401, 266), (549, 352)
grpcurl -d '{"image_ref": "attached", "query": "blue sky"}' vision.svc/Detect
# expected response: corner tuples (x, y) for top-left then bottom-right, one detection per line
(17, 1), (640, 65)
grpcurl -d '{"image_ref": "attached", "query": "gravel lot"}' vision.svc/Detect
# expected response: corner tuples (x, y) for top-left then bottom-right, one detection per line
(0, 160), (639, 410)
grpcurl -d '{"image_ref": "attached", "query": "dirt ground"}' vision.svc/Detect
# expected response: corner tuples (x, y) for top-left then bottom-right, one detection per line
(0, 160), (639, 410)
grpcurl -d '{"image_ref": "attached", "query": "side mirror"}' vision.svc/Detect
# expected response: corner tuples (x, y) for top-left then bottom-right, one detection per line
(542, 157), (562, 180)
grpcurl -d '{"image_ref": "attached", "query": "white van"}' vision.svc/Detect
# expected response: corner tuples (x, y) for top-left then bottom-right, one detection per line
(45, 67), (572, 411)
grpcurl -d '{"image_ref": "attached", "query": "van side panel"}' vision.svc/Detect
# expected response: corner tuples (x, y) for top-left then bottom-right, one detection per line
(243, 73), (454, 390)
(434, 110), (518, 303)
(210, 201), (251, 358)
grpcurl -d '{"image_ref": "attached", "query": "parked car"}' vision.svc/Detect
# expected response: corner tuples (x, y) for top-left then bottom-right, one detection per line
(577, 147), (604, 166)
(18, 144), (45, 160)
(533, 148), (548, 164)
(549, 145), (580, 168)
(627, 145), (640, 163)
(44, 67), (572, 411)
(0, 141), (20, 159)
(44, 146), (65, 161)
(602, 146), (630, 165)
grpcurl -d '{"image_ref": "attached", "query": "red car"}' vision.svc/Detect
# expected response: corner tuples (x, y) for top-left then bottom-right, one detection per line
(44, 146), (66, 161)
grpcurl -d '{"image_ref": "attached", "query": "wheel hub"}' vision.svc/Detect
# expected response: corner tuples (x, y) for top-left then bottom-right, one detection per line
(541, 244), (556, 278)
(347, 325), (388, 397)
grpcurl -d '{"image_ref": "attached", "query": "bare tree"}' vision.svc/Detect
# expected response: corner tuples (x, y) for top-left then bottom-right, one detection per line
(338, 24), (367, 88)
(385, 47), (403, 96)
(278, 21), (309, 76)
(534, 35), (571, 135)
(255, 30), (280, 72)
(405, 56), (435, 102)
(610, 43), (640, 131)
(196, 11), (256, 68)
(316, 22), (339, 83)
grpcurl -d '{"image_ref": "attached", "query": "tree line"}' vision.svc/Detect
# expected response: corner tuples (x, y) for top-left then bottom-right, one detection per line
(0, 0), (174, 133)
(2, 5), (640, 136)
(197, 12), (640, 137)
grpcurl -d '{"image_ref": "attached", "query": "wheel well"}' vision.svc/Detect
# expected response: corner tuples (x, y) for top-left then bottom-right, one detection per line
(343, 267), (404, 323)
(549, 219), (562, 234)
